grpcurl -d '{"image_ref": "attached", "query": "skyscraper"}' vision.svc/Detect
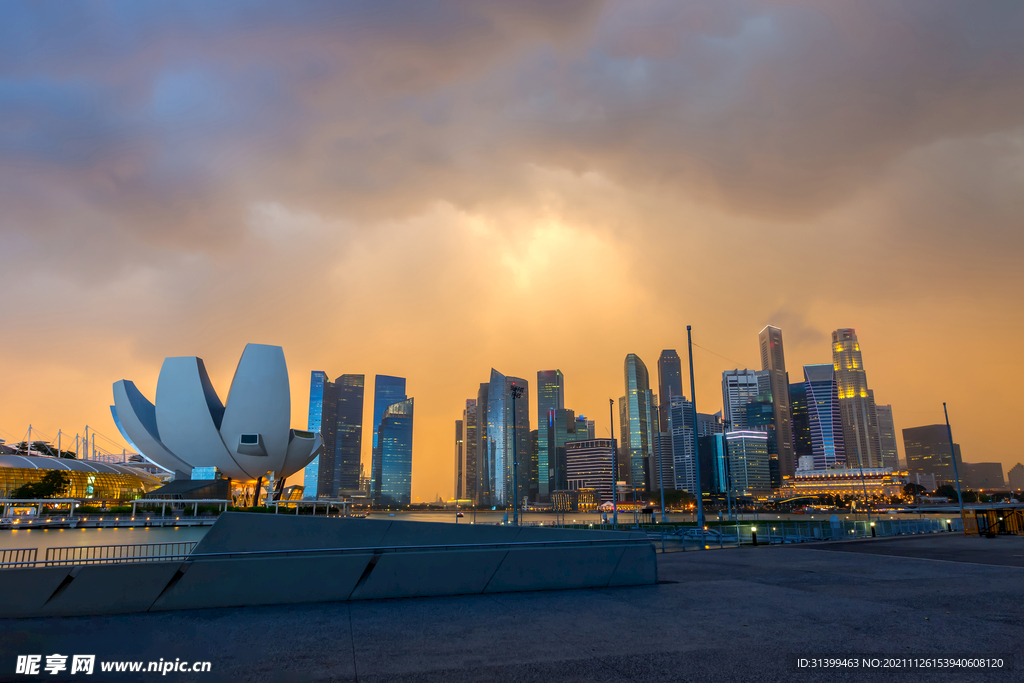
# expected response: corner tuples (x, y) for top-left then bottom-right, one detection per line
(370, 375), (407, 504)
(332, 374), (365, 494)
(1008, 463), (1024, 490)
(462, 399), (478, 504)
(875, 404), (899, 469)
(304, 370), (330, 498)
(372, 375), (407, 452)
(758, 325), (795, 481)
(721, 369), (759, 431)
(804, 364), (846, 470)
(657, 350), (684, 433)
(725, 430), (772, 496)
(619, 354), (656, 494)
(536, 370), (564, 502)
(304, 371), (364, 498)
(372, 397), (414, 507)
(454, 418), (464, 500)
(667, 394), (695, 493)
(475, 383), (490, 506)
(832, 329), (883, 468)
(789, 381), (813, 459)
(548, 407), (583, 493)
(485, 369), (530, 507)
(903, 424), (962, 485)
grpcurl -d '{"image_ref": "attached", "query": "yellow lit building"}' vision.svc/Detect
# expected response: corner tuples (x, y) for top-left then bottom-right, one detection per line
(780, 467), (909, 499)
(0, 455), (161, 499)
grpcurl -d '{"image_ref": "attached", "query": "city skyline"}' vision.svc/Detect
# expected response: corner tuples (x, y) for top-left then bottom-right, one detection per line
(3, 3), (1022, 501)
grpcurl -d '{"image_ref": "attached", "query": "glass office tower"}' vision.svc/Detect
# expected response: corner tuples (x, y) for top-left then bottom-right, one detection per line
(875, 404), (899, 469)
(721, 369), (759, 431)
(486, 369), (530, 507)
(548, 407), (588, 493)
(372, 398), (414, 507)
(535, 370), (564, 502)
(804, 364), (846, 470)
(657, 350), (683, 433)
(667, 394), (694, 493)
(372, 375), (407, 451)
(333, 374), (364, 494)
(303, 371), (329, 498)
(790, 381), (813, 460)
(475, 382), (490, 506)
(619, 354), (656, 495)
(758, 326), (795, 482)
(370, 375), (407, 503)
(305, 371), (364, 498)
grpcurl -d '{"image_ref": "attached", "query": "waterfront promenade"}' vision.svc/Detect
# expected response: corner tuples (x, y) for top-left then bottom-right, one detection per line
(1, 534), (1017, 682)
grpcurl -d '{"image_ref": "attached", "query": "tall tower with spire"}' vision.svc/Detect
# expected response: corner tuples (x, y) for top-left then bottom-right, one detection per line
(832, 328), (882, 468)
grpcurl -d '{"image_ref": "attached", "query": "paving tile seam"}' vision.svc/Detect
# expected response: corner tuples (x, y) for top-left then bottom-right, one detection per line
(793, 546), (1020, 569)
(482, 591), (643, 683)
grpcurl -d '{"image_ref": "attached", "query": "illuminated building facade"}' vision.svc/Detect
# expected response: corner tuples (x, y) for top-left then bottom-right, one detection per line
(372, 397), (414, 507)
(565, 438), (616, 504)
(790, 381), (813, 460)
(875, 404), (899, 469)
(536, 370), (564, 502)
(780, 467), (909, 499)
(461, 399), (478, 504)
(721, 369), (759, 431)
(759, 326), (795, 483)
(804, 364), (846, 470)
(725, 430), (771, 496)
(454, 419), (464, 501)
(619, 354), (656, 494)
(832, 329), (882, 468)
(0, 455), (161, 499)
(303, 370), (329, 496)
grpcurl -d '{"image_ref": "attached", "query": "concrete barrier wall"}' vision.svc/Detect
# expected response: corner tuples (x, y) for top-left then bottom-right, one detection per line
(0, 514), (657, 618)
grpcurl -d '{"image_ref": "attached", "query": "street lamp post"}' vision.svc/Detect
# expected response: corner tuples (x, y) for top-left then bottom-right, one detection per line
(510, 382), (524, 526)
(686, 326), (706, 535)
(943, 402), (966, 532)
(610, 398), (618, 527)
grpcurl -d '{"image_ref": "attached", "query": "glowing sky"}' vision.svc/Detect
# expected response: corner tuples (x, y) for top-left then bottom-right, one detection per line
(2, 1), (1023, 498)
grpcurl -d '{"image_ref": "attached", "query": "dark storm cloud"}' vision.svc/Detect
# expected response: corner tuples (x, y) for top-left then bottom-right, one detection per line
(2, 1), (1023, 497)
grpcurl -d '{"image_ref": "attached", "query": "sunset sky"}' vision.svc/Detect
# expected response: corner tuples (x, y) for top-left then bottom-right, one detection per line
(2, 1), (1022, 499)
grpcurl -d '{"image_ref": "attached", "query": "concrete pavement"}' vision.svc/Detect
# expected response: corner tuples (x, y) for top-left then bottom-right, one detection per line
(0, 534), (1018, 683)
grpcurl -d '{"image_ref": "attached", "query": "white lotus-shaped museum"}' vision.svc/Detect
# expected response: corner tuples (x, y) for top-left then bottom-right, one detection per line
(111, 343), (322, 482)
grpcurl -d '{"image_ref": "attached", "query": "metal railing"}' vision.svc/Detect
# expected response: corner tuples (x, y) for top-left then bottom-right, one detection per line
(0, 548), (38, 564)
(0, 536), (651, 569)
(43, 542), (198, 566)
(648, 517), (964, 552)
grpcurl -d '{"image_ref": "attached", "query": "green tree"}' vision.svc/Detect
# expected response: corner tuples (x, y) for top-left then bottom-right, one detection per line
(11, 471), (70, 499)
(903, 483), (926, 497)
(934, 484), (959, 502)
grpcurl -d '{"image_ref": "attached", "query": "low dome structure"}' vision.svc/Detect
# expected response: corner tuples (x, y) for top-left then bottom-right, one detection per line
(111, 343), (322, 482)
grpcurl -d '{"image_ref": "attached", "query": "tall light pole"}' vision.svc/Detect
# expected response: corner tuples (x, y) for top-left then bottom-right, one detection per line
(943, 402), (966, 531)
(510, 382), (524, 526)
(609, 398), (618, 526)
(686, 326), (706, 532)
